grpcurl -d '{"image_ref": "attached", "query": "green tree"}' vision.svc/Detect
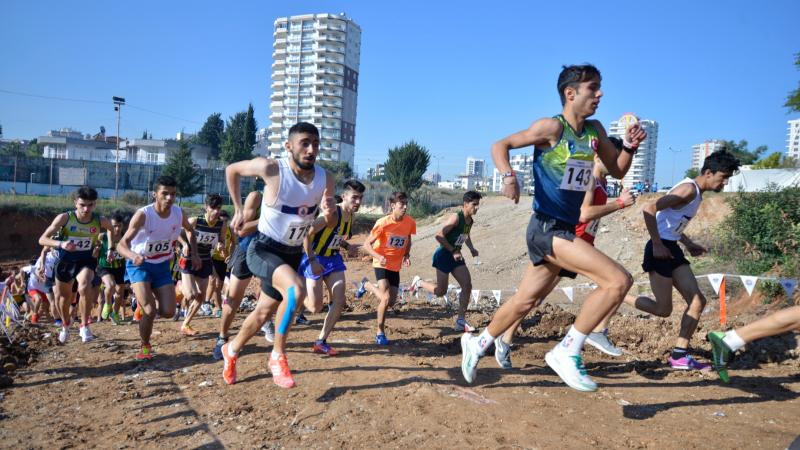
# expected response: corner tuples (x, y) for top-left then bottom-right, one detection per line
(162, 139), (203, 199)
(197, 113), (225, 158)
(684, 167), (700, 179)
(244, 103), (257, 153)
(719, 140), (767, 165)
(220, 111), (252, 163)
(384, 140), (431, 195)
(26, 138), (42, 157)
(0, 140), (23, 156)
(786, 52), (800, 113)
(751, 152), (782, 169)
(318, 159), (353, 186)
(141, 130), (149, 139)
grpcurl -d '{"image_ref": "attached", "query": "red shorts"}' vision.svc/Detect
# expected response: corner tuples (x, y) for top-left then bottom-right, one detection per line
(28, 290), (48, 301)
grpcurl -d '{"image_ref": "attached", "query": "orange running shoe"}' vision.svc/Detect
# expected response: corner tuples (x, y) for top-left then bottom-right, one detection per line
(221, 343), (238, 385)
(134, 307), (142, 322)
(30, 314), (39, 325)
(180, 325), (197, 336)
(136, 344), (154, 360)
(268, 353), (296, 388)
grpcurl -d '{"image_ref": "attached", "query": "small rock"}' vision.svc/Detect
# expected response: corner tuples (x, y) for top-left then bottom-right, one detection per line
(198, 380), (213, 387)
(712, 411), (726, 417)
(617, 399), (631, 406)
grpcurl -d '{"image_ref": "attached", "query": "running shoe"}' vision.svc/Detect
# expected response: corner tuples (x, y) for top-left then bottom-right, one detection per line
(668, 354), (712, 371)
(545, 350), (597, 392)
(172, 309), (181, 322)
(79, 326), (96, 343)
(454, 317), (476, 333)
(706, 331), (732, 383)
(262, 321), (275, 343)
(586, 330), (624, 357)
(58, 326), (69, 344)
(494, 339), (513, 370)
(134, 307), (142, 322)
(54, 319), (63, 327)
(221, 343), (238, 385)
(215, 309), (222, 318)
(136, 344), (154, 360)
(355, 277), (368, 299)
(31, 314), (39, 325)
(375, 333), (390, 346)
(212, 336), (227, 361)
(268, 353), (295, 388)
(110, 311), (121, 326)
(101, 303), (111, 320)
(460, 333), (480, 383)
(312, 339), (339, 356)
(295, 313), (309, 325)
(409, 275), (422, 293)
(181, 325), (197, 336)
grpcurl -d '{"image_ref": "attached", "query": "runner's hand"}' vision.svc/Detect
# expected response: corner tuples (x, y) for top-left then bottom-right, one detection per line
(403, 255), (411, 268)
(686, 241), (707, 257)
(625, 122), (647, 149)
(653, 241), (673, 260)
(321, 196), (335, 220)
(132, 254), (145, 266)
(61, 241), (76, 252)
(502, 177), (520, 204)
(470, 248), (479, 258)
(231, 210), (244, 232)
(453, 250), (464, 262)
(620, 189), (636, 207)
(191, 255), (201, 271)
(311, 259), (324, 276)
(379, 256), (387, 267)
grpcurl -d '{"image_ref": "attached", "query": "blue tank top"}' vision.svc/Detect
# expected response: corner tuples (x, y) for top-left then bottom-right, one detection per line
(532, 115), (598, 225)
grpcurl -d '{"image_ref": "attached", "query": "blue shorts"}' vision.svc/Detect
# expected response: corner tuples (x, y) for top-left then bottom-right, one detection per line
(432, 247), (466, 274)
(126, 260), (174, 289)
(298, 253), (347, 280)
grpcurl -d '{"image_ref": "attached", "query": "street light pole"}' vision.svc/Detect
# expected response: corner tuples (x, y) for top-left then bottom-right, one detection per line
(113, 96), (126, 199)
(668, 146), (682, 186)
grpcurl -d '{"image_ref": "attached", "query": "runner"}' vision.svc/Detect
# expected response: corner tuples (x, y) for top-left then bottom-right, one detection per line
(300, 179), (365, 356)
(494, 137), (637, 369)
(632, 149), (740, 370)
(116, 175), (200, 360)
(37, 186), (112, 343)
(209, 210), (235, 319)
(459, 64), (646, 391)
(220, 122), (335, 388)
(708, 305), (800, 383)
(29, 247), (59, 324)
(409, 190), (482, 332)
(178, 194), (226, 336)
(97, 212), (127, 325)
(361, 191), (416, 345)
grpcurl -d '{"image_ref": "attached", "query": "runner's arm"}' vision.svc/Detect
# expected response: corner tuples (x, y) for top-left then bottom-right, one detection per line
(181, 213), (200, 259)
(226, 157), (275, 230)
(237, 191), (262, 237)
(99, 216), (112, 231)
(403, 236), (413, 267)
(303, 216), (328, 260)
(579, 187), (622, 222)
(592, 121), (635, 180)
(434, 214), (459, 253)
(38, 213), (69, 249)
(321, 169), (337, 228)
(361, 229), (384, 262)
(464, 236), (478, 257)
(642, 183), (695, 245)
(117, 210), (145, 263)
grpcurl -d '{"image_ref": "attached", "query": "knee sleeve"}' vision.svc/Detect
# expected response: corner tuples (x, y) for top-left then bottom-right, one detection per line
(278, 286), (297, 335)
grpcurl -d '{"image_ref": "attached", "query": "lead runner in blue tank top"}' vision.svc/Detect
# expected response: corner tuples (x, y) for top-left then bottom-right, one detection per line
(459, 64), (647, 392)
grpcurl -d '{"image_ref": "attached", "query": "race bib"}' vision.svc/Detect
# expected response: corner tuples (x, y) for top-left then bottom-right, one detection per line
(675, 216), (691, 234)
(67, 236), (93, 251)
(454, 234), (468, 247)
(143, 240), (173, 257)
(387, 235), (407, 249)
(108, 250), (122, 261)
(328, 235), (344, 250)
(559, 159), (593, 192)
(195, 230), (219, 246)
(283, 220), (312, 246)
(585, 219), (600, 237)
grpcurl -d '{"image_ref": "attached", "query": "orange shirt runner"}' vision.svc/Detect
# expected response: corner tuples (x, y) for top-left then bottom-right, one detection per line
(370, 215), (416, 272)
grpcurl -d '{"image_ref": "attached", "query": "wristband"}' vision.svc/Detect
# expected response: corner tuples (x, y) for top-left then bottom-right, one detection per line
(615, 198), (625, 209)
(502, 170), (515, 178)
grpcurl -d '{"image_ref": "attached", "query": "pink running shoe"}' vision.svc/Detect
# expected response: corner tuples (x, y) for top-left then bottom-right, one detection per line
(668, 355), (711, 371)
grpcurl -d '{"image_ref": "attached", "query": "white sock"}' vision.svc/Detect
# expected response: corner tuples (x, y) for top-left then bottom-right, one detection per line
(723, 330), (746, 352)
(227, 344), (237, 357)
(556, 326), (587, 357)
(271, 350), (282, 360)
(475, 329), (495, 355)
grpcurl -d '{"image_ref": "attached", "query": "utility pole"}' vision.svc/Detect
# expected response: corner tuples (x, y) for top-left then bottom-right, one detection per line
(113, 96), (126, 199)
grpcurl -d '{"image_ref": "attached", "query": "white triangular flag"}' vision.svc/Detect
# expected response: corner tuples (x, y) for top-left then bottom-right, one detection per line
(471, 289), (480, 303)
(492, 290), (502, 306)
(779, 278), (797, 300)
(739, 275), (758, 297)
(707, 274), (725, 295)
(562, 286), (574, 302)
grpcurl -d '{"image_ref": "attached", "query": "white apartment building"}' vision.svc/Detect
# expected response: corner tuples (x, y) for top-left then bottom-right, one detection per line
(465, 157), (485, 177)
(691, 140), (724, 170)
(787, 118), (800, 160)
(608, 114), (658, 188)
(269, 13), (361, 167)
(491, 153), (533, 193)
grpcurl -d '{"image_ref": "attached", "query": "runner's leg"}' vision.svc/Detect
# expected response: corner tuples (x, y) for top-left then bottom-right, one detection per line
(319, 271), (346, 342)
(418, 270), (449, 297)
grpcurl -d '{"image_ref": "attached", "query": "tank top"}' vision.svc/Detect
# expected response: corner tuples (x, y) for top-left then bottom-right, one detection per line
(212, 227), (233, 261)
(98, 233), (124, 269)
(130, 204), (184, 264)
(59, 211), (102, 261)
(656, 178), (702, 241)
(532, 115), (598, 225)
(574, 177), (608, 245)
(312, 205), (353, 257)
(442, 211), (472, 252)
(192, 215), (223, 260)
(257, 158), (327, 248)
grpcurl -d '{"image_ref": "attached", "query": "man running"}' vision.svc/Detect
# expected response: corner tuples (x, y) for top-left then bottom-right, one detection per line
(300, 180), (365, 356)
(38, 186), (112, 343)
(361, 191), (416, 345)
(460, 64), (646, 392)
(178, 194), (227, 335)
(410, 190), (482, 332)
(117, 175), (200, 359)
(209, 210), (235, 318)
(97, 212), (127, 325)
(221, 122), (335, 388)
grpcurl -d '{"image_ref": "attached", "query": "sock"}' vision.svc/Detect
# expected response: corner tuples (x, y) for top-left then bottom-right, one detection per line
(723, 330), (746, 352)
(271, 350), (282, 360)
(671, 347), (688, 360)
(556, 326), (587, 357)
(227, 344), (237, 357)
(475, 329), (495, 355)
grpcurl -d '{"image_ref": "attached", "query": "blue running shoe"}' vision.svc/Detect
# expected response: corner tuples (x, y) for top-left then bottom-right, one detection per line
(295, 313), (309, 325)
(54, 319), (63, 327)
(212, 336), (227, 361)
(375, 333), (389, 345)
(355, 277), (368, 299)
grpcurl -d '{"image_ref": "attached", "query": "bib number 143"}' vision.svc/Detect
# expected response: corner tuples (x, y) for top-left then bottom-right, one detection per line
(560, 159), (593, 192)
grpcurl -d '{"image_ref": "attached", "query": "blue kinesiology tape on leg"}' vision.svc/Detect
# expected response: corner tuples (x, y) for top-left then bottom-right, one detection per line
(278, 286), (296, 335)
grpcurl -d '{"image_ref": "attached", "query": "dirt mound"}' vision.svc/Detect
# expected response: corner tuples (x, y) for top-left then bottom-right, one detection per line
(0, 323), (58, 387)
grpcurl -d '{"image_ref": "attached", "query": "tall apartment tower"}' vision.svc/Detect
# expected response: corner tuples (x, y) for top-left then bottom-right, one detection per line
(608, 114), (658, 188)
(691, 140), (724, 170)
(787, 118), (800, 160)
(269, 13), (361, 167)
(465, 156), (485, 177)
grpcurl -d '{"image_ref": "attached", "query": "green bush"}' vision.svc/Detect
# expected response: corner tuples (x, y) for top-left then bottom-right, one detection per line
(758, 280), (784, 304)
(120, 191), (149, 207)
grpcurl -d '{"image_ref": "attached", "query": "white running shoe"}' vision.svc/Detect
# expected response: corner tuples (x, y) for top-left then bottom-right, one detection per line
(58, 326), (69, 344)
(545, 349), (597, 392)
(460, 333), (481, 383)
(262, 320), (275, 343)
(494, 339), (513, 369)
(79, 326), (96, 343)
(409, 275), (421, 293)
(586, 330), (623, 357)
(454, 317), (476, 332)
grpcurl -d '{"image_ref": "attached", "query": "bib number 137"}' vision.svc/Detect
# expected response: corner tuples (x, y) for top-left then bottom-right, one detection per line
(560, 159), (593, 192)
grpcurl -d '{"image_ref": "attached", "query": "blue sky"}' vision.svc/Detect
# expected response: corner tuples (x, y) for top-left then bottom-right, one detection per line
(2, 0), (798, 185)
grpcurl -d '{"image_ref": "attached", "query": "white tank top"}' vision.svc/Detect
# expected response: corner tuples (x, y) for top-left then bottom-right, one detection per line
(656, 178), (702, 241)
(257, 158), (327, 247)
(131, 204), (184, 263)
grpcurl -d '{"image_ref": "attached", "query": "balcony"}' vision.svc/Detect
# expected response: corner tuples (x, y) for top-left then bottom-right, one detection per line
(273, 49), (286, 58)
(269, 112), (283, 120)
(315, 44), (345, 55)
(270, 91), (282, 101)
(270, 101), (283, 111)
(269, 123), (282, 132)
(268, 133), (283, 142)
(272, 60), (285, 69)
(271, 81), (284, 90)
(274, 27), (287, 36)
(272, 69), (285, 79)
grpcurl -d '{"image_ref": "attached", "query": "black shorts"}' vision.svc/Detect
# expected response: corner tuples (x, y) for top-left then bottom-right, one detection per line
(247, 234), (300, 301)
(526, 213), (577, 266)
(642, 239), (691, 278)
(97, 266), (126, 285)
(211, 258), (228, 279)
(178, 257), (213, 278)
(374, 268), (400, 288)
(230, 244), (252, 279)
(55, 258), (97, 283)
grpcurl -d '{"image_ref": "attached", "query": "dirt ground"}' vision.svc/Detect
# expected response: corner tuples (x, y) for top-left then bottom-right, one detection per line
(1, 195), (799, 449)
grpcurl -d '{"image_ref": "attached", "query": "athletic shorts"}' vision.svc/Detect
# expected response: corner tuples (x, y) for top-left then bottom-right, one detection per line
(230, 244), (252, 279)
(126, 260), (174, 289)
(97, 266), (125, 285)
(12, 294), (25, 306)
(178, 257), (213, 278)
(374, 268), (400, 288)
(211, 258), (228, 279)
(432, 247), (466, 274)
(299, 253), (347, 280)
(55, 258), (97, 283)
(27, 289), (47, 299)
(247, 234), (300, 301)
(642, 239), (691, 278)
(526, 213), (577, 266)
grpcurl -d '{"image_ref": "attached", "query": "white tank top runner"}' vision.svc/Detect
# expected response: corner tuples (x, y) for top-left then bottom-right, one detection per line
(656, 178), (702, 241)
(131, 204), (184, 263)
(258, 158), (327, 247)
